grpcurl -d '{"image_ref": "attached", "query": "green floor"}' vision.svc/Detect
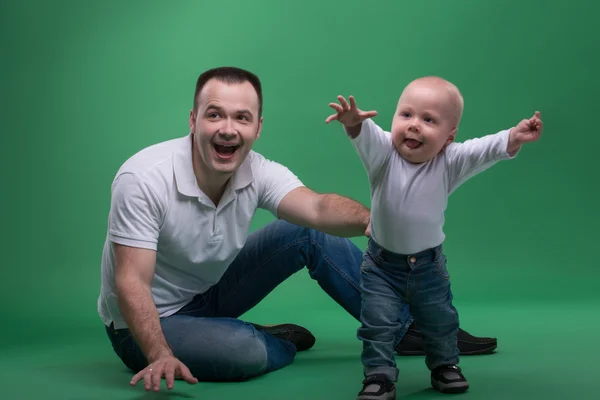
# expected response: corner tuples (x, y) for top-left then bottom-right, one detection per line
(2, 1), (598, 399)
(2, 299), (596, 400)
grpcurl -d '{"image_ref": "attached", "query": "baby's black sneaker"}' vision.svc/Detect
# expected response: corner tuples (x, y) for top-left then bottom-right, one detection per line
(431, 365), (469, 394)
(357, 373), (396, 400)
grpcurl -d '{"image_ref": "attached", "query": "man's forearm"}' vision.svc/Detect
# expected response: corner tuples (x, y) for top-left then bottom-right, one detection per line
(314, 193), (370, 237)
(116, 279), (173, 362)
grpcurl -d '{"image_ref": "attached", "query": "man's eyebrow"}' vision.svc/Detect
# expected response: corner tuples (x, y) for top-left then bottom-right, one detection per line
(205, 104), (224, 111)
(237, 109), (253, 116)
(205, 104), (254, 117)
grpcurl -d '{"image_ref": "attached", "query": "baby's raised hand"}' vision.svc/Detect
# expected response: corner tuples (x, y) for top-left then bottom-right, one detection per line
(506, 111), (543, 155)
(325, 95), (378, 128)
(511, 111), (544, 144)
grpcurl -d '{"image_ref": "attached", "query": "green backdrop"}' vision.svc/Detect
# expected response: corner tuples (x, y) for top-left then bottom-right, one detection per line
(1, 0), (598, 399)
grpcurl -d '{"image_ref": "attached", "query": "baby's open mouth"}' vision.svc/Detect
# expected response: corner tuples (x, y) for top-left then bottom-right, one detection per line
(404, 138), (423, 149)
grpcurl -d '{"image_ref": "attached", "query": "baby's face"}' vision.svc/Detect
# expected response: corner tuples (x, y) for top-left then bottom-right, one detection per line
(390, 79), (461, 164)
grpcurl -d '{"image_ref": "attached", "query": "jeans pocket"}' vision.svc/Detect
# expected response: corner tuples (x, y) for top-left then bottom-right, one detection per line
(361, 249), (379, 272)
(435, 253), (450, 280)
(176, 293), (208, 316)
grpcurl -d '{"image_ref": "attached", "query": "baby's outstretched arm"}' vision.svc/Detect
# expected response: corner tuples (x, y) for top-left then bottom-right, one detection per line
(325, 95), (378, 138)
(325, 95), (392, 185)
(445, 111), (544, 193)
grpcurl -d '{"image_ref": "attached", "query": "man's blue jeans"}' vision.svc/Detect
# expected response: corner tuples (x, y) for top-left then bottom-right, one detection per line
(358, 239), (460, 382)
(105, 220), (414, 381)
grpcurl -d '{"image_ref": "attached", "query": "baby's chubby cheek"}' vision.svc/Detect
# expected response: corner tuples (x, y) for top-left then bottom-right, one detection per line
(391, 135), (404, 154)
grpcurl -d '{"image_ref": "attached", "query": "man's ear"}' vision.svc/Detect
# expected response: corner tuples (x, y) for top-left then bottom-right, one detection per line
(255, 116), (263, 140)
(189, 110), (196, 132)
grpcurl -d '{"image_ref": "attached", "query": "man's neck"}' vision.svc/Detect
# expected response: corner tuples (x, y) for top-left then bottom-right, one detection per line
(191, 152), (232, 207)
(198, 176), (230, 207)
(194, 166), (232, 207)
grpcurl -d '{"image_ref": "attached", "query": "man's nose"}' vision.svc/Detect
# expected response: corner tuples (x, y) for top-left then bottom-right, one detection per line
(219, 118), (237, 137)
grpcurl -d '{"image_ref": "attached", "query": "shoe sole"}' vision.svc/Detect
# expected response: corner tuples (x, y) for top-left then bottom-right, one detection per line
(431, 379), (469, 394)
(396, 335), (497, 356)
(397, 343), (497, 356)
(357, 388), (396, 400)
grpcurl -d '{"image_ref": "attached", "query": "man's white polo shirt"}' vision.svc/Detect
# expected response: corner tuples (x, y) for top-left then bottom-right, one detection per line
(98, 134), (304, 329)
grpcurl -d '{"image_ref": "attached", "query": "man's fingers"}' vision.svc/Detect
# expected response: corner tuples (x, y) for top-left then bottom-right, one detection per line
(128, 366), (159, 391)
(130, 370), (144, 386)
(178, 364), (199, 385)
(144, 369), (154, 391)
(152, 367), (164, 392)
(129, 360), (194, 392)
(164, 364), (176, 390)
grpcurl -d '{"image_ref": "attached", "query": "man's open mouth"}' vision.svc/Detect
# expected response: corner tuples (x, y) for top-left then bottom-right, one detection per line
(213, 143), (241, 158)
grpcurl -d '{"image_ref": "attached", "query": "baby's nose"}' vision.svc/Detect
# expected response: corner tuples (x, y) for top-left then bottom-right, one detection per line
(408, 123), (420, 132)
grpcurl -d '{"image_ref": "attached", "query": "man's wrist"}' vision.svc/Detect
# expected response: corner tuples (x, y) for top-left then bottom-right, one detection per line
(147, 346), (174, 363)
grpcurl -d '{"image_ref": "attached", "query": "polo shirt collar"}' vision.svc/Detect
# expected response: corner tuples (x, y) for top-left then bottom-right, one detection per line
(173, 133), (254, 198)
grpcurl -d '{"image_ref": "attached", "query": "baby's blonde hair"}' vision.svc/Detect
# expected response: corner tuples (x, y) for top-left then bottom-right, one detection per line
(407, 76), (464, 128)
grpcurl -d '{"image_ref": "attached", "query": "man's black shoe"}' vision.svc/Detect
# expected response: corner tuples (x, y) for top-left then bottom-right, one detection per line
(250, 323), (316, 351)
(395, 324), (497, 356)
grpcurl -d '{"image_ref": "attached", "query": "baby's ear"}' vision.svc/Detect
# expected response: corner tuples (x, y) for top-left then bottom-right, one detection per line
(445, 127), (458, 145)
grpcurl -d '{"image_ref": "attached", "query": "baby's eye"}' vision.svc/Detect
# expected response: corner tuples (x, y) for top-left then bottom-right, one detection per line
(401, 112), (411, 118)
(424, 116), (434, 123)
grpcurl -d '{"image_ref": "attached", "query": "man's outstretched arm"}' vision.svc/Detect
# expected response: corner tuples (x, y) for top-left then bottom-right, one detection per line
(277, 187), (370, 238)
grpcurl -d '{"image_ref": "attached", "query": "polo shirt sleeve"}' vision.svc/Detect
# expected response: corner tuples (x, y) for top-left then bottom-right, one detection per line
(350, 119), (394, 182)
(256, 158), (305, 217)
(108, 173), (163, 251)
(444, 128), (517, 194)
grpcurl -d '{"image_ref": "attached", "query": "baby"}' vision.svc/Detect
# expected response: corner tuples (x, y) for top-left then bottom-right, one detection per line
(325, 76), (543, 400)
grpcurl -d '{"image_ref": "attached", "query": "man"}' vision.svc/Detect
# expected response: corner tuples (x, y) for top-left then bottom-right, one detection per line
(98, 66), (497, 392)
